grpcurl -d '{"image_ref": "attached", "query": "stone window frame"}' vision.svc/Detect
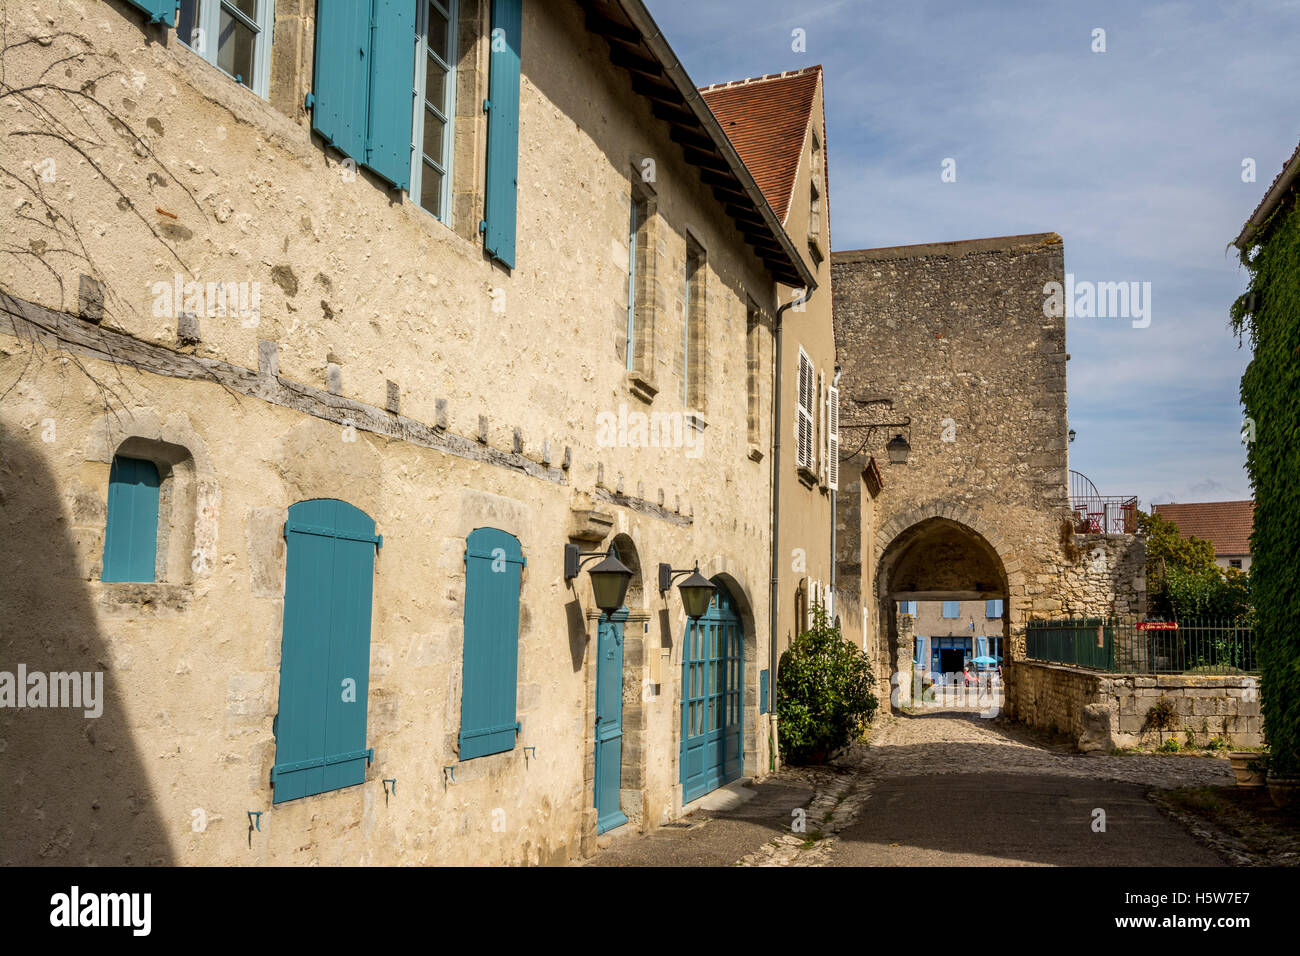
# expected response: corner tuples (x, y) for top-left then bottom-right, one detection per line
(744, 296), (765, 457)
(682, 228), (708, 425)
(83, 411), (218, 604)
(624, 163), (661, 405)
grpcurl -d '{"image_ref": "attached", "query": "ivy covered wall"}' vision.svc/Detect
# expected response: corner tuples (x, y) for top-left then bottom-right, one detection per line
(1233, 194), (1300, 776)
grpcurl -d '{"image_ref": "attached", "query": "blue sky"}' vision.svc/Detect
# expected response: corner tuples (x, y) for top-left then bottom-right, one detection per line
(648, 0), (1299, 508)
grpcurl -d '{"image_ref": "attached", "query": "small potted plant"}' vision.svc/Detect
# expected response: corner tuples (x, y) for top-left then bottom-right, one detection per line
(1228, 750), (1267, 788)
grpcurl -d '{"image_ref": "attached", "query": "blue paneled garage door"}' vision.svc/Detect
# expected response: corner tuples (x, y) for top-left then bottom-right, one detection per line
(680, 582), (743, 803)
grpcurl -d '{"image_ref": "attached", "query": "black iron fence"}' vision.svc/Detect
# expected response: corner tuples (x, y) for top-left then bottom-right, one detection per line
(1025, 617), (1257, 675)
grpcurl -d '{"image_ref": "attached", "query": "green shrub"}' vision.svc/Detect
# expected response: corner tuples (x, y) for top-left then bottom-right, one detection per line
(1158, 737), (1182, 753)
(776, 606), (877, 764)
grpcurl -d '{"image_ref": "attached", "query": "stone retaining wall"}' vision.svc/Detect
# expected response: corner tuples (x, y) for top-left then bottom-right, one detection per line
(1009, 660), (1262, 751)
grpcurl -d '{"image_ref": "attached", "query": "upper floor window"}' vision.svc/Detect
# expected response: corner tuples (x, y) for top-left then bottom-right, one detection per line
(177, 0), (275, 98)
(411, 0), (458, 221)
(795, 347), (814, 472)
(683, 242), (705, 409)
(942, 601), (960, 619)
(986, 599), (1004, 618)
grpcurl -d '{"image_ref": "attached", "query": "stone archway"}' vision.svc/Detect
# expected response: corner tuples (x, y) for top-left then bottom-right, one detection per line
(873, 502), (1025, 712)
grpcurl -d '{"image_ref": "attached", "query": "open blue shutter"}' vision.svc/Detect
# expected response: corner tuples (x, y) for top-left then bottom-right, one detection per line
(102, 456), (159, 583)
(312, 0), (374, 170)
(122, 0), (178, 26)
(759, 669), (769, 715)
(482, 0), (522, 268)
(273, 500), (378, 803)
(459, 528), (522, 759)
(977, 636), (989, 658)
(366, 0), (417, 189)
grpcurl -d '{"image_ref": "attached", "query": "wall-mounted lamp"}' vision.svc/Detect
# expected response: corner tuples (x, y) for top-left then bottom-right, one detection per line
(886, 433), (911, 465)
(564, 544), (632, 616)
(658, 562), (716, 620)
(1068, 428), (1077, 443)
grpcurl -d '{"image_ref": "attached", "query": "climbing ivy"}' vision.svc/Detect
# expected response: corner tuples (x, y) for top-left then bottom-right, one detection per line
(1231, 194), (1300, 777)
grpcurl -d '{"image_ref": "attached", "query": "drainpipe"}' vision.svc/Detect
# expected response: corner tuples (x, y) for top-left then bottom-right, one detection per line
(769, 289), (815, 768)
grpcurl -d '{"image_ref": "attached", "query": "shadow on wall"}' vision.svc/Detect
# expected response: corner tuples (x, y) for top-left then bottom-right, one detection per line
(0, 420), (173, 864)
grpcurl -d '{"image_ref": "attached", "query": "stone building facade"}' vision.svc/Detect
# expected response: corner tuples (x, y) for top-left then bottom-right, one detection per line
(832, 234), (1141, 709)
(700, 66), (853, 739)
(0, 0), (815, 864)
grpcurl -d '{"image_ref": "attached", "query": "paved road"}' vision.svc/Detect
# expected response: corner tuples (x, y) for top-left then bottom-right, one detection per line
(583, 708), (1233, 867)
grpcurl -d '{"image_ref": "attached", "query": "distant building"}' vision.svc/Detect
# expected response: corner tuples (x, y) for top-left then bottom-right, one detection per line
(1151, 501), (1254, 572)
(900, 599), (1005, 677)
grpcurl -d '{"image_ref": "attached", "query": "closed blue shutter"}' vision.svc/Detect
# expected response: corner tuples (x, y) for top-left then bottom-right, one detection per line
(459, 528), (523, 759)
(759, 669), (769, 715)
(366, 0), (418, 189)
(311, 0), (415, 188)
(102, 456), (160, 583)
(311, 0), (372, 165)
(986, 599), (1002, 618)
(942, 600), (959, 618)
(482, 0), (522, 267)
(122, 0), (178, 26)
(272, 500), (378, 803)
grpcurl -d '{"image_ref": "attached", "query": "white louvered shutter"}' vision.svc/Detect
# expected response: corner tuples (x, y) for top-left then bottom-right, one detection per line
(827, 384), (840, 490)
(796, 349), (814, 470)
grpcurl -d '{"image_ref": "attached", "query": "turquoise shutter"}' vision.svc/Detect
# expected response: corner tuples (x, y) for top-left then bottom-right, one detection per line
(311, 0), (372, 165)
(123, 0), (178, 26)
(459, 528), (523, 759)
(366, 0), (417, 189)
(759, 669), (769, 715)
(482, 0), (522, 268)
(272, 499), (378, 803)
(101, 456), (160, 583)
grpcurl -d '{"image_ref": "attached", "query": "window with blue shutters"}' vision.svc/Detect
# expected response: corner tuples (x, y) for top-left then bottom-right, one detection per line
(481, 0), (522, 267)
(176, 1), (276, 98)
(272, 500), (380, 804)
(986, 598), (1003, 618)
(942, 600), (959, 619)
(102, 456), (161, 583)
(898, 600), (916, 616)
(459, 527), (524, 759)
(310, 0), (417, 190)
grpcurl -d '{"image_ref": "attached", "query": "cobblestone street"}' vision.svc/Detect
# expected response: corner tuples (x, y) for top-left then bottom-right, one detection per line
(586, 708), (1234, 867)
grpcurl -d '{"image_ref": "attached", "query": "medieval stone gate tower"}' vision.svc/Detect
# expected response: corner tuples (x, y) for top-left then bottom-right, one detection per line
(830, 234), (1144, 712)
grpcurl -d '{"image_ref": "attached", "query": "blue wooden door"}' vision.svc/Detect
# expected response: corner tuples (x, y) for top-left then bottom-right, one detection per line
(681, 583), (743, 803)
(594, 608), (628, 833)
(272, 499), (378, 803)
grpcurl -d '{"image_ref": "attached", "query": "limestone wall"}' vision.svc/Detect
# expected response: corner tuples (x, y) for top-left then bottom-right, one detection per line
(0, 0), (783, 865)
(1010, 661), (1262, 751)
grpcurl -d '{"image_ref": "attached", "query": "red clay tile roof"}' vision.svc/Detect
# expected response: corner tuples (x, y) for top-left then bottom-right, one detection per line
(700, 66), (822, 225)
(1151, 500), (1255, 556)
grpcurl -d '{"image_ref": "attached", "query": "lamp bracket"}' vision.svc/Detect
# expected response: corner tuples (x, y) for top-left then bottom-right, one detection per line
(565, 542), (618, 581)
(658, 562), (697, 594)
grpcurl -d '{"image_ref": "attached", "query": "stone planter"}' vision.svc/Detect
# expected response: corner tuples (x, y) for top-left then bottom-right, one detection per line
(1267, 775), (1300, 809)
(1229, 752), (1266, 788)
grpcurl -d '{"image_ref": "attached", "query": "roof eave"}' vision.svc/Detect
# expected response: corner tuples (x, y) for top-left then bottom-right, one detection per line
(1234, 145), (1300, 249)
(580, 0), (817, 293)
